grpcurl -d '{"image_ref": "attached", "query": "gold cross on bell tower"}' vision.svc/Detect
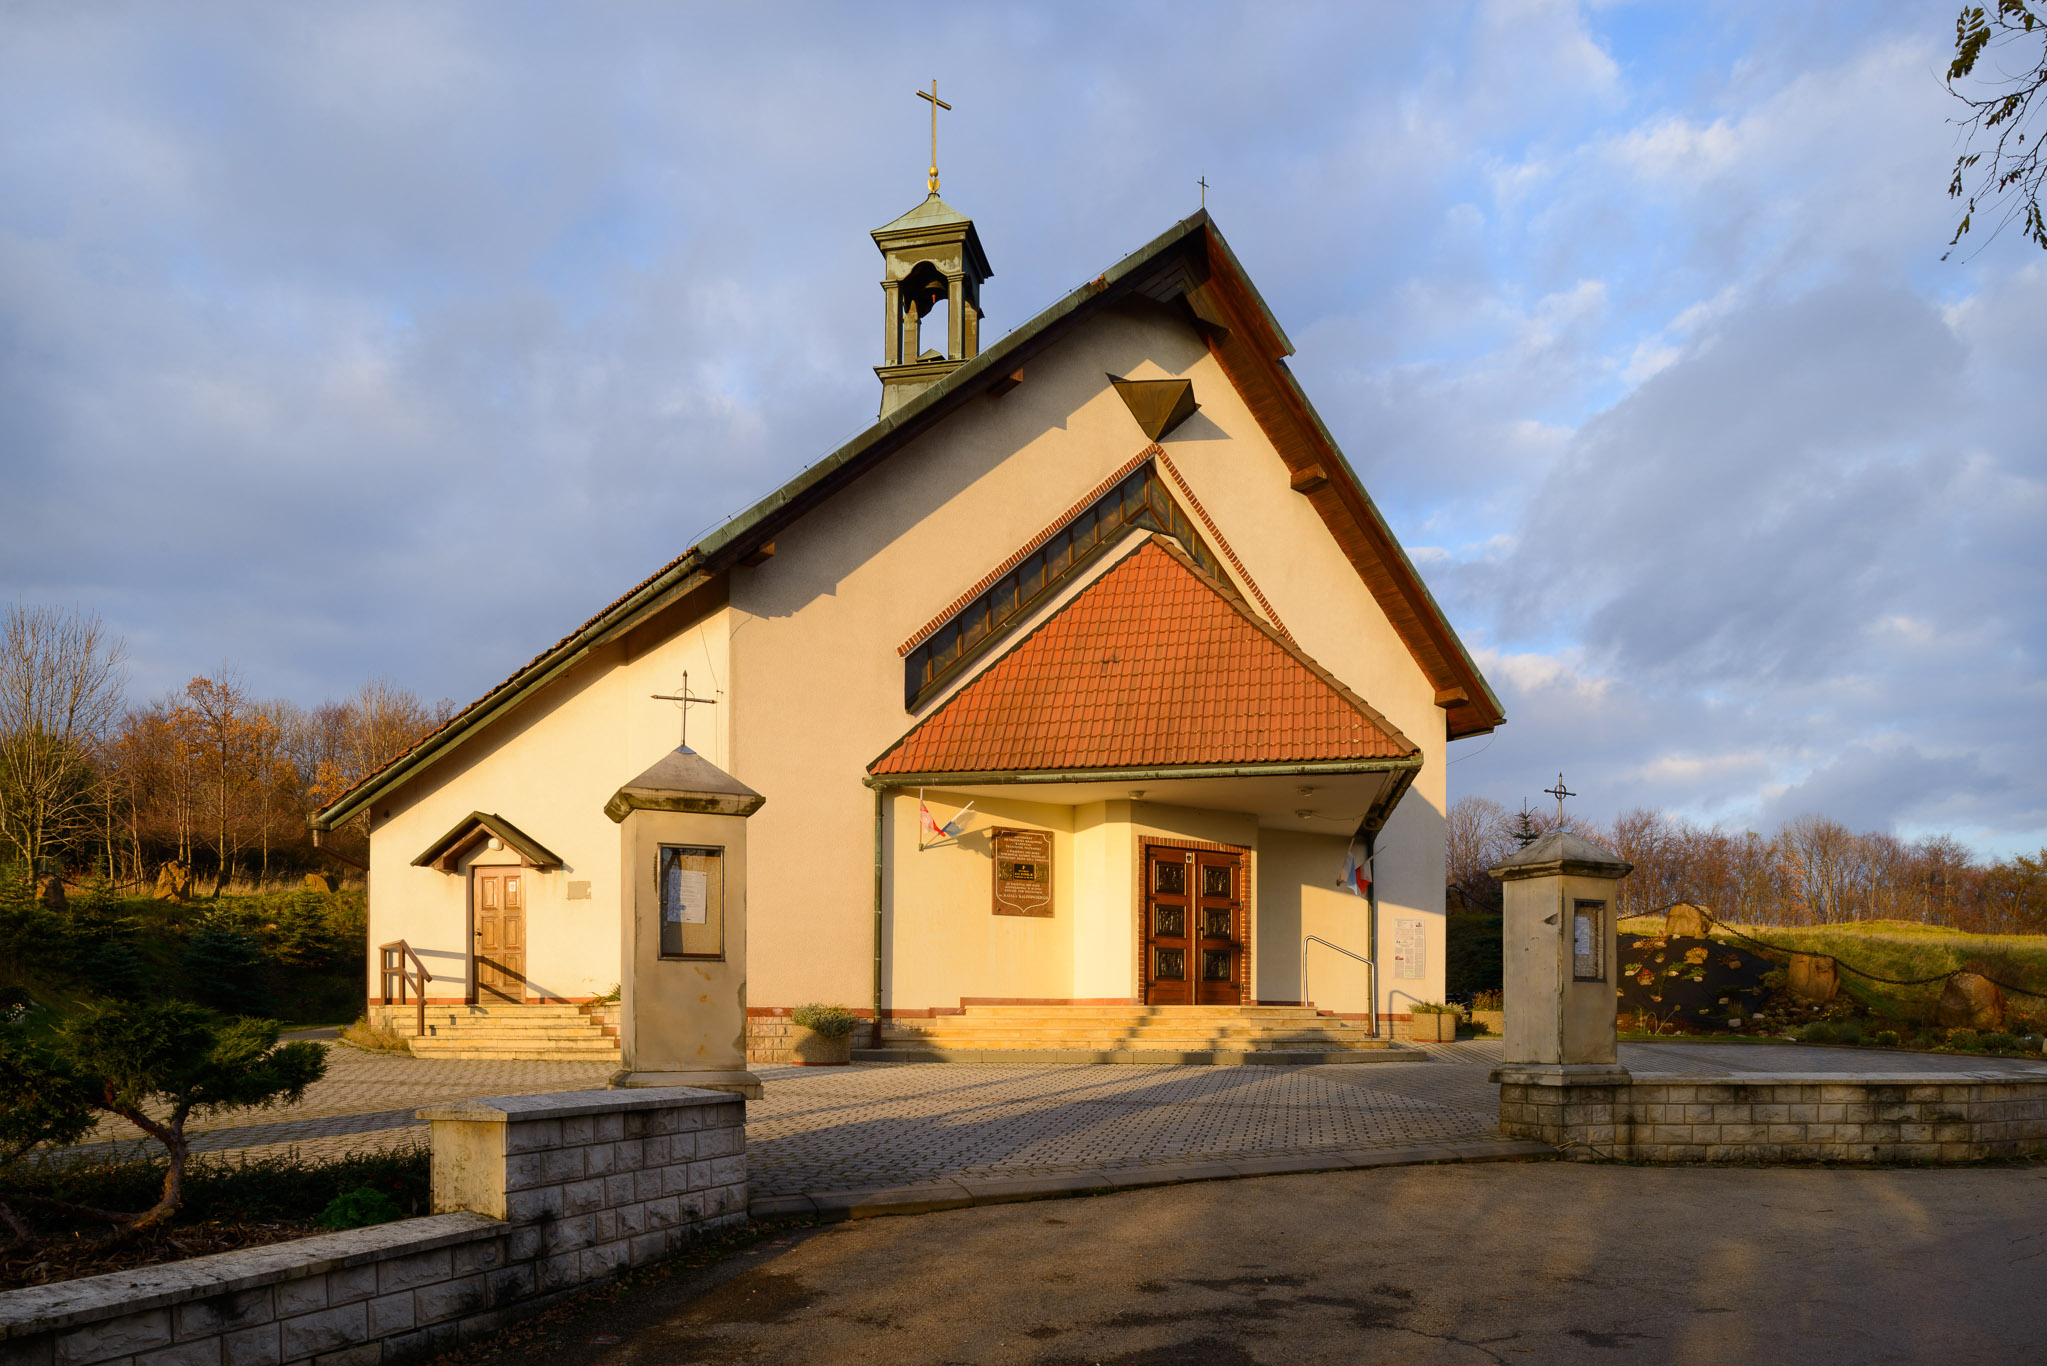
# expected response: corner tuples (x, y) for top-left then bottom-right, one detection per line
(916, 80), (950, 194)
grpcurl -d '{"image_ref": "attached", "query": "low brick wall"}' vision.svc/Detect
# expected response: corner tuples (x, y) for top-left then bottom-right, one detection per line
(0, 1089), (745, 1366)
(1497, 1069), (2047, 1163)
(745, 1012), (794, 1065)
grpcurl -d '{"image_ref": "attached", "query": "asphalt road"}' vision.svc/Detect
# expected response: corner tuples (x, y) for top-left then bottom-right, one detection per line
(462, 1160), (2047, 1365)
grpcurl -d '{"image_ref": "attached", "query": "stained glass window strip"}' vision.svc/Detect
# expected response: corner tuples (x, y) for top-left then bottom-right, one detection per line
(905, 464), (1228, 708)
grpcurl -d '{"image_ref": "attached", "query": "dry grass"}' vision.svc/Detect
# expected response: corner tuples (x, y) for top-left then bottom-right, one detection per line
(337, 1015), (411, 1054)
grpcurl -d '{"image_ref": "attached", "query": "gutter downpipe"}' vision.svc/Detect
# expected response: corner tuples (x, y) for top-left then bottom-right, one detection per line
(1365, 827), (1381, 1037)
(872, 786), (886, 1050)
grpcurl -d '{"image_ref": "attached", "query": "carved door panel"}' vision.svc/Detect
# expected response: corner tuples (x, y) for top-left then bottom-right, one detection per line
(473, 868), (526, 1003)
(1192, 851), (1244, 1005)
(1144, 846), (1194, 1006)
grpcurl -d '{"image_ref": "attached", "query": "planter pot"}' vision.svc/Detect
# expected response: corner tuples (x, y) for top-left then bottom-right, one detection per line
(789, 1024), (854, 1065)
(1408, 1012), (1457, 1043)
(1470, 1010), (1504, 1036)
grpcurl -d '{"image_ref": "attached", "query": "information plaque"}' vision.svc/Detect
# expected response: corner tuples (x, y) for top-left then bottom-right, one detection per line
(992, 828), (1053, 917)
(1393, 916), (1425, 980)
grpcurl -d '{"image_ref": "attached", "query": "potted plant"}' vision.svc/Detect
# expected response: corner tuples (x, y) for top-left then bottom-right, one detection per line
(1407, 1001), (1459, 1043)
(1467, 990), (1504, 1037)
(789, 1003), (861, 1065)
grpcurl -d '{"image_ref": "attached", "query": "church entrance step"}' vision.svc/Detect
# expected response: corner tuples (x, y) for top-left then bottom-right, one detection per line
(851, 1046), (1419, 1066)
(395, 1001), (623, 1062)
(876, 1004), (1387, 1055)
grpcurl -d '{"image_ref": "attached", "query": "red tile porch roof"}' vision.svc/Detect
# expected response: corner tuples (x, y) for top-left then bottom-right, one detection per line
(868, 536), (1418, 778)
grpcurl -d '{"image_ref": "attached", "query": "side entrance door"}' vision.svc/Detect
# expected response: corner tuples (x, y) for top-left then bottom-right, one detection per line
(472, 867), (526, 1004)
(1143, 845), (1245, 1005)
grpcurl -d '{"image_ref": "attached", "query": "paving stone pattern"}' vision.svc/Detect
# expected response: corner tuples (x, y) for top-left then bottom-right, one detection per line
(50, 1038), (2045, 1188)
(65, 1050), (618, 1165)
(744, 1049), (1506, 1196)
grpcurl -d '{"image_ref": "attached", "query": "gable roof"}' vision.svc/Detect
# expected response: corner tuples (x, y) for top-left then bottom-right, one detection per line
(868, 535), (1418, 779)
(412, 811), (563, 872)
(313, 210), (1500, 831)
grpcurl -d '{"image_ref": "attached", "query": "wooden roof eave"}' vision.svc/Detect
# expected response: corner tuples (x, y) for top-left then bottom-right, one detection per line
(1190, 236), (1505, 739)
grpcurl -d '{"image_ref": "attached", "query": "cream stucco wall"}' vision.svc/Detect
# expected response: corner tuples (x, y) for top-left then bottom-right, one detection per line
(729, 300), (1448, 1016)
(884, 790), (1075, 1007)
(363, 604), (730, 1005)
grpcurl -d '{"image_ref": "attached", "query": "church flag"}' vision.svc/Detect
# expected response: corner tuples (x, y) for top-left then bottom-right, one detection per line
(918, 793), (977, 849)
(1340, 839), (1373, 897)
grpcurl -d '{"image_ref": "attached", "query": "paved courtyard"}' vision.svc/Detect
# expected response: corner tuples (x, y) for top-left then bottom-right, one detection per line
(60, 1039), (2047, 1197)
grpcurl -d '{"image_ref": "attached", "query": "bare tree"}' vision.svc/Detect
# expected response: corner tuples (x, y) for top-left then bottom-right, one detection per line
(0, 604), (126, 877)
(1446, 796), (1512, 911)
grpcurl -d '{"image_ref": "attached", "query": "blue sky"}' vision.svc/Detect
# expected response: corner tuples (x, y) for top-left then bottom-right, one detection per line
(3, 1), (2042, 854)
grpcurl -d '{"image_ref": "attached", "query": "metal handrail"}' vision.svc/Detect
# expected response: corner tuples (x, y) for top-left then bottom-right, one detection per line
(1303, 936), (1379, 1038)
(378, 939), (432, 1037)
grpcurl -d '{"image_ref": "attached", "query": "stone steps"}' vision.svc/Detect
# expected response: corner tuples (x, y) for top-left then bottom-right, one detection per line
(402, 1004), (622, 1062)
(869, 1004), (1394, 1063)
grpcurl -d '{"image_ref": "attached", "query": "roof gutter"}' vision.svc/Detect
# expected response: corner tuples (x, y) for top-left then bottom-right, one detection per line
(863, 755), (1422, 790)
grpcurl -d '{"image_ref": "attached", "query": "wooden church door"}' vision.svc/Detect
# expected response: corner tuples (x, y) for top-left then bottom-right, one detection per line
(472, 868), (526, 1004)
(1144, 846), (1245, 1005)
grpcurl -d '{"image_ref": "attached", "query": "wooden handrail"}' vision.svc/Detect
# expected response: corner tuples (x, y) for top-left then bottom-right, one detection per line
(378, 939), (432, 1037)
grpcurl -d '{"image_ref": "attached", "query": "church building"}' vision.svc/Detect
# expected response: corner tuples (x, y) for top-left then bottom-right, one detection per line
(315, 153), (1504, 1062)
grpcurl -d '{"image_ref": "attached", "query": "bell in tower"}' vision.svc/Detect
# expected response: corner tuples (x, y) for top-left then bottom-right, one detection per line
(873, 82), (993, 416)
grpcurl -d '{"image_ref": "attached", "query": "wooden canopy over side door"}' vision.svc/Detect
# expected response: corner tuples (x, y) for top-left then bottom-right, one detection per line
(472, 867), (526, 1004)
(1143, 845), (1245, 1006)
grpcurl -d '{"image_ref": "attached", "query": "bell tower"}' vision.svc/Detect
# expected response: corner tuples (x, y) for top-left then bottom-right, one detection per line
(872, 81), (993, 416)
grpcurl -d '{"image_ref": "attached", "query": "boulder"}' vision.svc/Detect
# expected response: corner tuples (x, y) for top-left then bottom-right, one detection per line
(153, 863), (191, 901)
(1663, 903), (1712, 939)
(1936, 972), (2005, 1032)
(1788, 953), (1839, 1003)
(38, 876), (65, 912)
(303, 871), (338, 893)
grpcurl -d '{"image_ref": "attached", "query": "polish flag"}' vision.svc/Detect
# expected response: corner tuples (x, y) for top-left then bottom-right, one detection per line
(1341, 840), (1373, 897)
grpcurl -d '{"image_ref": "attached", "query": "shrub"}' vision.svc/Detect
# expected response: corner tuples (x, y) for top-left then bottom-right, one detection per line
(1980, 1032), (2018, 1053)
(81, 940), (151, 1001)
(1797, 1022), (1837, 1044)
(49, 1002), (327, 1233)
(1469, 990), (1503, 1011)
(1873, 1029), (1901, 1047)
(1410, 1001), (1460, 1015)
(1948, 1028), (1982, 1050)
(790, 1003), (861, 1039)
(317, 1186), (403, 1230)
(4, 1144), (428, 1232)
(183, 925), (267, 1013)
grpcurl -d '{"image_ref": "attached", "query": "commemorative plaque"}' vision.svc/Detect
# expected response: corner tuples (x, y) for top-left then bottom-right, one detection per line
(992, 828), (1053, 917)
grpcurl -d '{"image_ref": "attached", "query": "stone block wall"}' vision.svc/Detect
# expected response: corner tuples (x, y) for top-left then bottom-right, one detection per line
(745, 1010), (794, 1064)
(0, 1089), (745, 1366)
(1498, 1071), (2047, 1163)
